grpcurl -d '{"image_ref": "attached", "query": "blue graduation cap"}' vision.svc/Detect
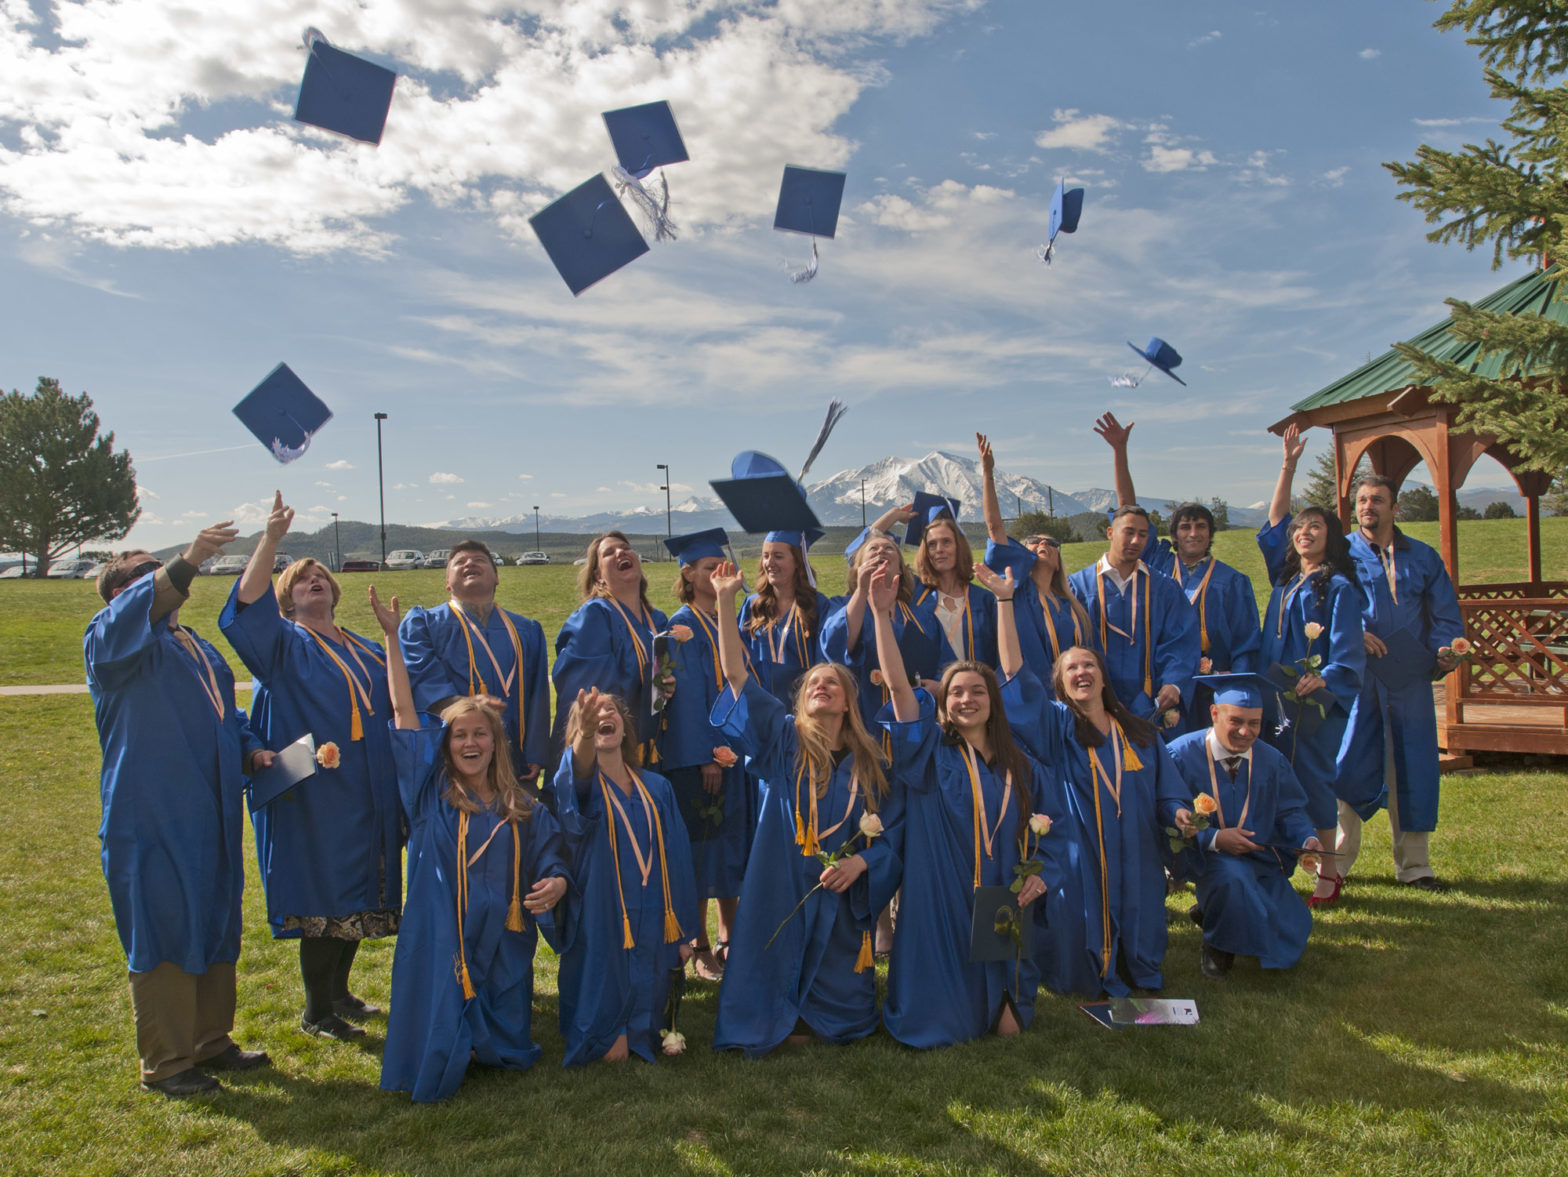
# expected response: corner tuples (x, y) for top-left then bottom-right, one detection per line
(603, 101), (688, 178)
(293, 29), (397, 145)
(1040, 179), (1085, 264)
(1192, 672), (1273, 710)
(906, 492), (961, 548)
(232, 363), (332, 464)
(1125, 337), (1188, 386)
(663, 527), (730, 567)
(764, 528), (824, 551)
(710, 452), (822, 534)
(776, 166), (846, 284)
(529, 174), (650, 296)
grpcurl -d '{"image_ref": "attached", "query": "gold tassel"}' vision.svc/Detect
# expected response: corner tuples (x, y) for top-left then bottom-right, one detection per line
(854, 931), (874, 974)
(795, 809), (806, 848)
(621, 915), (635, 950)
(663, 909), (683, 944)
(506, 819), (527, 932)
(1122, 735), (1143, 773)
(458, 958), (476, 1000)
(802, 822), (820, 858)
(349, 698), (363, 742)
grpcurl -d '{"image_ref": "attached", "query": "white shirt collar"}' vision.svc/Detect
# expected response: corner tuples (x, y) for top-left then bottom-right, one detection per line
(1206, 728), (1253, 764)
(1095, 554), (1146, 593)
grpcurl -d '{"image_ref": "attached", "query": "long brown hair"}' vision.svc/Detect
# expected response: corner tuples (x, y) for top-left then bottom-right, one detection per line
(914, 518), (975, 588)
(1030, 541), (1092, 640)
(935, 660), (1032, 825)
(848, 534), (914, 603)
(789, 663), (890, 808)
(745, 542), (819, 638)
(1049, 646), (1159, 749)
(438, 699), (535, 821)
(577, 530), (654, 614)
(562, 693), (643, 769)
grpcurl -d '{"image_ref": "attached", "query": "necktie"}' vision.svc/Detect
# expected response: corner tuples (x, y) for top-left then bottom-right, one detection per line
(1222, 756), (1240, 780)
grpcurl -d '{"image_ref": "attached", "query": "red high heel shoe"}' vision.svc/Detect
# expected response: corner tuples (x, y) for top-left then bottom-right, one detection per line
(1307, 874), (1343, 909)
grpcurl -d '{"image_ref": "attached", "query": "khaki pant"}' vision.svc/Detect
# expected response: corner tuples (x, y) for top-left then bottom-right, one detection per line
(128, 961), (237, 1083)
(1334, 725), (1433, 883)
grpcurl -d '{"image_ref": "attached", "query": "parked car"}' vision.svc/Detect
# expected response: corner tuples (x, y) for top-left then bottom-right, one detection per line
(426, 548), (452, 567)
(517, 551), (550, 566)
(488, 549), (506, 566)
(273, 552), (293, 573)
(46, 559), (98, 579)
(210, 554), (249, 576)
(340, 559), (380, 573)
(198, 557), (217, 575)
(384, 550), (426, 570)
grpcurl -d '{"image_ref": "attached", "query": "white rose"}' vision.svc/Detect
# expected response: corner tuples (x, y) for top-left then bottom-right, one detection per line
(858, 812), (884, 840)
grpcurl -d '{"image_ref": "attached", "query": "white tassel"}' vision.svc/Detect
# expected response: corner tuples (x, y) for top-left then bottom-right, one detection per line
(1037, 241), (1054, 265)
(788, 240), (819, 284)
(613, 166), (677, 242)
(799, 399), (848, 482)
(303, 26), (327, 52)
(271, 433), (312, 464)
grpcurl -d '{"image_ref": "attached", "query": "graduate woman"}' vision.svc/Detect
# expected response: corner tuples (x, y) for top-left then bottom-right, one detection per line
(739, 529), (833, 706)
(910, 498), (998, 669)
(708, 561), (902, 1057)
(549, 532), (671, 768)
(656, 529), (752, 981)
(553, 688), (697, 1065)
(872, 562), (1051, 1047)
(977, 433), (1091, 693)
(1258, 425), (1366, 908)
(219, 492), (402, 1041)
(371, 587), (570, 1103)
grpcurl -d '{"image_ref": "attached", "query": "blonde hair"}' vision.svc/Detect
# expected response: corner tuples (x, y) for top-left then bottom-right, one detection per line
(848, 535), (914, 603)
(562, 693), (643, 769)
(275, 557), (342, 617)
(577, 531), (653, 613)
(789, 664), (890, 808)
(438, 699), (534, 821)
(914, 518), (974, 587)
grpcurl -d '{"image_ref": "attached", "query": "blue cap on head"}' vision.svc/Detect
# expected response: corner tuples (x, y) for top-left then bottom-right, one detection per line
(1048, 179), (1084, 241)
(1126, 336), (1188, 386)
(602, 100), (689, 178)
(710, 451), (822, 534)
(293, 31), (397, 145)
(232, 362), (333, 464)
(663, 527), (729, 566)
(1193, 673), (1272, 710)
(906, 492), (961, 548)
(764, 528), (824, 551)
(529, 174), (650, 296)
(774, 166), (846, 238)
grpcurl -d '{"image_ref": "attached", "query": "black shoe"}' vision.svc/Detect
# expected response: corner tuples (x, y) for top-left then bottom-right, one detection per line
(1200, 943), (1234, 981)
(142, 1068), (221, 1097)
(1403, 875), (1448, 893)
(301, 1012), (366, 1041)
(1188, 904), (1204, 928)
(198, 1044), (271, 1072)
(333, 994), (382, 1021)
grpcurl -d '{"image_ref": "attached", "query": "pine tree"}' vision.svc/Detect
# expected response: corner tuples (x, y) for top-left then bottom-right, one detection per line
(1384, 0), (1568, 472)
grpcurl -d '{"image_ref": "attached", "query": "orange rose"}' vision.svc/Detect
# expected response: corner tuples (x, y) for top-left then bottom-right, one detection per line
(1450, 636), (1472, 656)
(1192, 793), (1218, 816)
(315, 742), (341, 770)
(869, 669), (884, 686)
(711, 746), (738, 768)
(669, 625), (694, 643)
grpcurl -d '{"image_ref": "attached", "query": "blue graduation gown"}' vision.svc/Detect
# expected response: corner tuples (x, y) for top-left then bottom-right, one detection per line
(1164, 732), (1315, 969)
(86, 575), (263, 974)
(1143, 541), (1263, 732)
(821, 597), (955, 734)
(880, 692), (1044, 1048)
(657, 604), (751, 899)
(1256, 518), (1367, 828)
(219, 581), (402, 937)
(398, 601), (549, 779)
(551, 752), (698, 1067)
(1068, 560), (1200, 722)
(913, 581), (999, 669)
(710, 679), (903, 1057)
(738, 590), (834, 706)
(1338, 528), (1463, 831)
(381, 720), (569, 1103)
(1000, 671), (1187, 996)
(982, 538), (1084, 695)
(549, 596), (669, 768)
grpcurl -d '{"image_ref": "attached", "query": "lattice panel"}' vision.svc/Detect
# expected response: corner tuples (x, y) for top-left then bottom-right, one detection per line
(1457, 597), (1568, 701)
(1457, 581), (1568, 603)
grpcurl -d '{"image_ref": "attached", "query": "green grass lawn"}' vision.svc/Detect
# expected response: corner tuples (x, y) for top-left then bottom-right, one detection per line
(1, 694), (1565, 1175)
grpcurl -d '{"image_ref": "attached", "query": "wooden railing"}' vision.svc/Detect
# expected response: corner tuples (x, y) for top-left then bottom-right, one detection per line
(1443, 581), (1568, 755)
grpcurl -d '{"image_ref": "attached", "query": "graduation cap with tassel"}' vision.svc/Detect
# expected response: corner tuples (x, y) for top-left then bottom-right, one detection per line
(1110, 337), (1189, 388)
(602, 100), (687, 243)
(1037, 179), (1084, 266)
(293, 28), (397, 145)
(775, 166), (847, 284)
(710, 400), (848, 534)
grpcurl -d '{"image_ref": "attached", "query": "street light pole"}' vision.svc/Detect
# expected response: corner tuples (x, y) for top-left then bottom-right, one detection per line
(860, 479), (867, 527)
(374, 412), (389, 570)
(331, 512), (341, 572)
(655, 463), (672, 541)
(533, 506), (541, 551)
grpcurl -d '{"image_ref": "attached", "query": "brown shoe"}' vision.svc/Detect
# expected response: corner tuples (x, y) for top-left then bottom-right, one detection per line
(198, 1044), (271, 1072)
(142, 1068), (221, 1097)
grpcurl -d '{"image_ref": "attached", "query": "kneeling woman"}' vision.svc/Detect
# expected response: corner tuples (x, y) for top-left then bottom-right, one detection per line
(372, 588), (570, 1103)
(871, 565), (1051, 1047)
(554, 689), (697, 1065)
(708, 563), (901, 1058)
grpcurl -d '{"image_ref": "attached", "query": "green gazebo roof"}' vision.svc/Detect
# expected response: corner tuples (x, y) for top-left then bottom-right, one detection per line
(1290, 265), (1565, 413)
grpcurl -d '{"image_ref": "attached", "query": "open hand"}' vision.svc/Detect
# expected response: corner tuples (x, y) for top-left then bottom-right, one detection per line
(367, 585), (400, 635)
(264, 490), (294, 543)
(1282, 422), (1307, 466)
(973, 562), (1014, 600)
(976, 432), (995, 475)
(1094, 411), (1134, 451)
(868, 560), (899, 614)
(709, 560), (745, 599)
(185, 522), (239, 566)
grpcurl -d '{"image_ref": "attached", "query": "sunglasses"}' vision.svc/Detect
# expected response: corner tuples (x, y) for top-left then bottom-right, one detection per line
(1023, 535), (1061, 550)
(125, 559), (161, 583)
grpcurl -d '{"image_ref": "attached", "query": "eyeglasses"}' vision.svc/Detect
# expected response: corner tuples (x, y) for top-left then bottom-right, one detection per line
(125, 560), (161, 583)
(1023, 535), (1061, 550)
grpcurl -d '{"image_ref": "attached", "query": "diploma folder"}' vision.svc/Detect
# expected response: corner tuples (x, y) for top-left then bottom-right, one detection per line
(246, 733), (318, 812)
(1079, 998), (1200, 1029)
(969, 885), (1033, 962)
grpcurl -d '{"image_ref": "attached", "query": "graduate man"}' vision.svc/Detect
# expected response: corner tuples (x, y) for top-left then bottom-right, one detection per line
(1165, 675), (1323, 980)
(398, 540), (549, 787)
(86, 526), (275, 1097)
(1335, 475), (1463, 890)
(1096, 412), (1262, 732)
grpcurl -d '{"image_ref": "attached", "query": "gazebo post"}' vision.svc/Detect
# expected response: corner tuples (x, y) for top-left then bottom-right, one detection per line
(1526, 493), (1543, 586)
(1434, 419), (1460, 585)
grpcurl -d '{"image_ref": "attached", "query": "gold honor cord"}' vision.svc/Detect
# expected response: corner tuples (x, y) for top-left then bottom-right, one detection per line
(1175, 557), (1219, 656)
(298, 624), (378, 741)
(448, 602), (527, 756)
(1097, 565), (1154, 700)
(1084, 721), (1141, 978)
(173, 628), (226, 719)
(764, 602), (812, 670)
(599, 768), (682, 948)
(1379, 545), (1399, 605)
(1042, 593), (1084, 663)
(605, 597), (659, 762)
(453, 807), (532, 999)
(1204, 739), (1251, 833)
(959, 742), (1012, 891)
(916, 586), (974, 659)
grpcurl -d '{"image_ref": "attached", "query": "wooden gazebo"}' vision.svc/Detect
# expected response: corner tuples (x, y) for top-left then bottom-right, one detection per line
(1271, 266), (1567, 757)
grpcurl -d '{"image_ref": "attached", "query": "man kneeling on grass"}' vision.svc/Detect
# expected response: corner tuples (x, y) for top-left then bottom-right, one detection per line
(1163, 674), (1324, 981)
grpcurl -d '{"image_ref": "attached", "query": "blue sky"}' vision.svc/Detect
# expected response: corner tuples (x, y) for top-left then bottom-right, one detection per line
(0, 0), (1533, 553)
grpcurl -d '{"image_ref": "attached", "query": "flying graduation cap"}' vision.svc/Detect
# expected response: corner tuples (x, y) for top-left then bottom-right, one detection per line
(1038, 179), (1084, 265)
(710, 400), (848, 534)
(1111, 337), (1189, 388)
(775, 165), (846, 284)
(603, 100), (687, 242)
(293, 29), (397, 145)
(232, 363), (333, 464)
(905, 492), (962, 549)
(529, 173), (650, 295)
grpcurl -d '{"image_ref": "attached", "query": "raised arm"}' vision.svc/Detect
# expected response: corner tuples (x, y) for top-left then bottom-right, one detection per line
(869, 562), (919, 721)
(977, 432), (1008, 545)
(568, 687), (609, 779)
(237, 490), (292, 606)
(1093, 412), (1137, 507)
(710, 561), (750, 696)
(370, 586), (418, 730)
(836, 555), (880, 654)
(974, 563), (1021, 678)
(155, 522), (238, 624)
(870, 504), (916, 536)
(1270, 424), (1307, 527)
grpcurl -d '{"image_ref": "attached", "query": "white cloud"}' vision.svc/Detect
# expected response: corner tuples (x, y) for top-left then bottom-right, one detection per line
(1318, 166), (1350, 188)
(325, 458), (354, 470)
(1143, 145), (1217, 173)
(392, 481), (417, 490)
(1412, 116), (1494, 127)
(314, 481), (331, 488)
(517, 472), (533, 479)
(1034, 109), (1125, 153)
(135, 484), (160, 500)
(466, 501), (492, 509)
(1187, 31), (1221, 49)
(1359, 48), (1381, 60)
(429, 471), (463, 484)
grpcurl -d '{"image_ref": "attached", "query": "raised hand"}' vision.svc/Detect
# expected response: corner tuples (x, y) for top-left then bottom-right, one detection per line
(976, 432), (995, 476)
(709, 560), (745, 599)
(973, 562), (1015, 600)
(1093, 411), (1134, 451)
(367, 585), (401, 636)
(1282, 422), (1307, 466)
(185, 521), (239, 566)
(868, 559), (899, 615)
(264, 490), (294, 542)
